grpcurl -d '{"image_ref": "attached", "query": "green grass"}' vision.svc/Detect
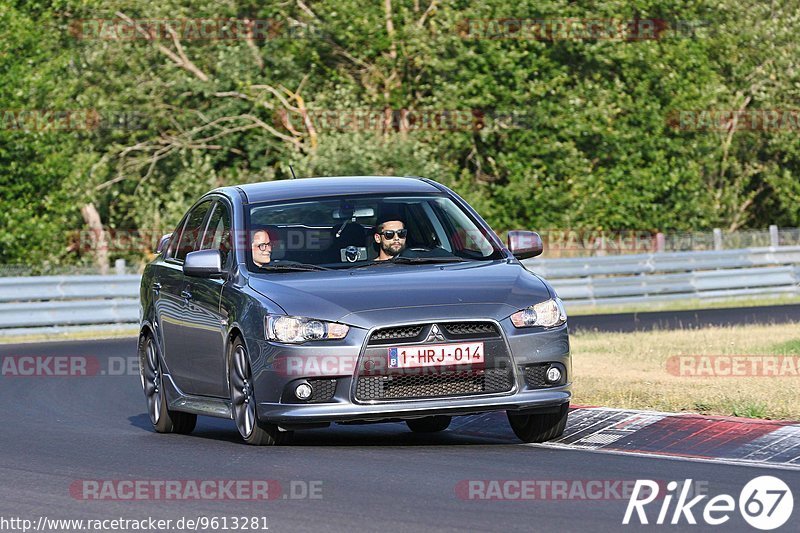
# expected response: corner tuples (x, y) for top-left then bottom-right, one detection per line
(571, 323), (800, 420)
(0, 328), (138, 345)
(768, 339), (800, 355)
(730, 402), (770, 419)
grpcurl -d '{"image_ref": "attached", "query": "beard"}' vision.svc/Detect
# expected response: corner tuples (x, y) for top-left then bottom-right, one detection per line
(381, 240), (405, 257)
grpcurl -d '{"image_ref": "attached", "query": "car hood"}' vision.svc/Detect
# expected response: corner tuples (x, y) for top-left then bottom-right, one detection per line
(247, 261), (551, 329)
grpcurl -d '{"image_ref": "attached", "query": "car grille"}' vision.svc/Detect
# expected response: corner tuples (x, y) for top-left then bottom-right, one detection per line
(369, 325), (425, 343)
(356, 368), (513, 401)
(367, 321), (499, 346)
(443, 322), (499, 337)
(355, 321), (514, 401)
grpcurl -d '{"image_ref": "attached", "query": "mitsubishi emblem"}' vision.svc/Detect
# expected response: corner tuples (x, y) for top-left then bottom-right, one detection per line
(425, 324), (446, 343)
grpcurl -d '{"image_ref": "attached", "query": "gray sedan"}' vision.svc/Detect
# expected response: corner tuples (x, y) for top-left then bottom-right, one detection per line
(138, 176), (570, 445)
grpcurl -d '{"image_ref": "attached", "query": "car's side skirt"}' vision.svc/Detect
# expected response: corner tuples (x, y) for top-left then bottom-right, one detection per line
(162, 373), (234, 419)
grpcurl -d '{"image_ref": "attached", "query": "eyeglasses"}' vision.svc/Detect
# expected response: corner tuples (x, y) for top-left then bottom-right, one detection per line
(256, 242), (272, 251)
(379, 229), (408, 240)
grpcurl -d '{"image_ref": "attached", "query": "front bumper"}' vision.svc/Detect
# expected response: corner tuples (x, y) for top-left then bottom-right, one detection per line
(248, 319), (571, 425)
(258, 386), (570, 425)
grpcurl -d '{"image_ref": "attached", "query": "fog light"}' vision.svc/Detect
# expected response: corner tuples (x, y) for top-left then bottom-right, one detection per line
(295, 383), (313, 400)
(546, 366), (562, 384)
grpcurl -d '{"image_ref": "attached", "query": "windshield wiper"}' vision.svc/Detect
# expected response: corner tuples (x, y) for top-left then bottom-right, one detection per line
(393, 256), (466, 264)
(349, 256), (466, 269)
(257, 262), (331, 272)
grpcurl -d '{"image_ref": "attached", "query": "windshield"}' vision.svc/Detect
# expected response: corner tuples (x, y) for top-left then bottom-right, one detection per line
(246, 194), (502, 270)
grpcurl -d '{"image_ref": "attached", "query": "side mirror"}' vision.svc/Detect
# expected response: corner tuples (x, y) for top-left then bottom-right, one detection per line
(184, 249), (225, 278)
(507, 230), (543, 260)
(156, 233), (172, 255)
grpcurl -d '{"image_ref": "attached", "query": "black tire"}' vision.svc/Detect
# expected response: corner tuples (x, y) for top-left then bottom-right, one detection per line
(406, 415), (452, 433)
(507, 403), (569, 443)
(229, 337), (292, 446)
(139, 333), (197, 435)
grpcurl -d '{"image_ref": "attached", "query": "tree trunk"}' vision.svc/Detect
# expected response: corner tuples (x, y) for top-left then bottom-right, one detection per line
(80, 203), (109, 274)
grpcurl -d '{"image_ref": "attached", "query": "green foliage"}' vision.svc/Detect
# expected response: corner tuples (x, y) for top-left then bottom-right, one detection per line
(1, 0), (799, 266)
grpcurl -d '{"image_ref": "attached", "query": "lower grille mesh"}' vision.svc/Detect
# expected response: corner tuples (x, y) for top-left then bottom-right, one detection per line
(356, 368), (513, 401)
(307, 379), (337, 402)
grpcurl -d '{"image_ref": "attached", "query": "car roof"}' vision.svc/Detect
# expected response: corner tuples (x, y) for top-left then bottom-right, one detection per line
(228, 176), (443, 204)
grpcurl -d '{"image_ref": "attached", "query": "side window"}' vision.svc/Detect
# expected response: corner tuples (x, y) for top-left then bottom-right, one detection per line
(174, 200), (212, 262)
(164, 222), (185, 260)
(200, 201), (232, 265)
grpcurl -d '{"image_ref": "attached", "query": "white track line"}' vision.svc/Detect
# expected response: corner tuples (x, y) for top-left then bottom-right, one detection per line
(524, 442), (800, 472)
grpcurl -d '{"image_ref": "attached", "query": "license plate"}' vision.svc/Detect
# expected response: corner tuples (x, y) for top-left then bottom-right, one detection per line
(388, 342), (484, 369)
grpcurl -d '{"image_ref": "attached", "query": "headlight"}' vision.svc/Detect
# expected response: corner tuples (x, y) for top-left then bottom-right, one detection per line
(510, 298), (567, 328)
(266, 315), (350, 343)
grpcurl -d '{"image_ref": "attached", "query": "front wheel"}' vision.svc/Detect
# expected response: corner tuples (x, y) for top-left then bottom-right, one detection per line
(507, 403), (569, 443)
(139, 333), (196, 434)
(229, 338), (292, 446)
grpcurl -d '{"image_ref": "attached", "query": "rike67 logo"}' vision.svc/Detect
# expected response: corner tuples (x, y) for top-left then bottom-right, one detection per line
(624, 476), (794, 530)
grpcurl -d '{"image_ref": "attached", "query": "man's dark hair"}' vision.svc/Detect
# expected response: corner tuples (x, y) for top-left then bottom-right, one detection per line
(374, 218), (404, 235)
(251, 224), (279, 242)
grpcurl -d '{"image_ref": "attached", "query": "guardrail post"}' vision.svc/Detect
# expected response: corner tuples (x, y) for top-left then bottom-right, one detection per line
(770, 225), (780, 247)
(114, 259), (126, 275)
(713, 228), (723, 250)
(655, 232), (665, 253)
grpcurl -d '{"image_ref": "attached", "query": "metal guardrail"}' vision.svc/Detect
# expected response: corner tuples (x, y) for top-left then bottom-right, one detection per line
(0, 246), (799, 334)
(0, 275), (140, 334)
(523, 245), (800, 307)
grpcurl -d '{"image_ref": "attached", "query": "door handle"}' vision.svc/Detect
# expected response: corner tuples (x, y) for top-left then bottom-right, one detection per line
(152, 282), (162, 293)
(180, 290), (192, 300)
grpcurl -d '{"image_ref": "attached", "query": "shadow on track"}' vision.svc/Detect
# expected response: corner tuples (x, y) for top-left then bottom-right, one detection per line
(128, 411), (520, 447)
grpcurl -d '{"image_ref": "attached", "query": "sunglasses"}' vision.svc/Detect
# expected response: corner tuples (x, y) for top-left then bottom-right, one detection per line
(379, 229), (407, 240)
(256, 242), (272, 251)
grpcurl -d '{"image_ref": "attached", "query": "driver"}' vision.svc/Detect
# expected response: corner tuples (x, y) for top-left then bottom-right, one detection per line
(373, 219), (407, 261)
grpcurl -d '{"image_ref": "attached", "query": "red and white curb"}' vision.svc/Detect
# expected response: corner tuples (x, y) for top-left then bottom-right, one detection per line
(452, 407), (800, 470)
(542, 407), (800, 469)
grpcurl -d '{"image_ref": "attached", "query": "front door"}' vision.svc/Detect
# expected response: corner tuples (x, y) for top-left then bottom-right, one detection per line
(157, 199), (213, 393)
(182, 200), (232, 397)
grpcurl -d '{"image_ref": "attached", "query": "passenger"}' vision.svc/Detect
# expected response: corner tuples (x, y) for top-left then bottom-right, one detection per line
(251, 226), (277, 267)
(373, 219), (407, 261)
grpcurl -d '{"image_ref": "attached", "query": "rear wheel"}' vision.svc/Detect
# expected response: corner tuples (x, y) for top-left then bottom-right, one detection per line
(507, 403), (569, 443)
(139, 333), (196, 434)
(406, 415), (452, 433)
(229, 338), (292, 446)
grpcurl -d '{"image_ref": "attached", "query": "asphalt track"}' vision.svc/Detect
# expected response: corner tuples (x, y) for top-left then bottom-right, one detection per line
(570, 303), (800, 333)
(1, 338), (798, 532)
